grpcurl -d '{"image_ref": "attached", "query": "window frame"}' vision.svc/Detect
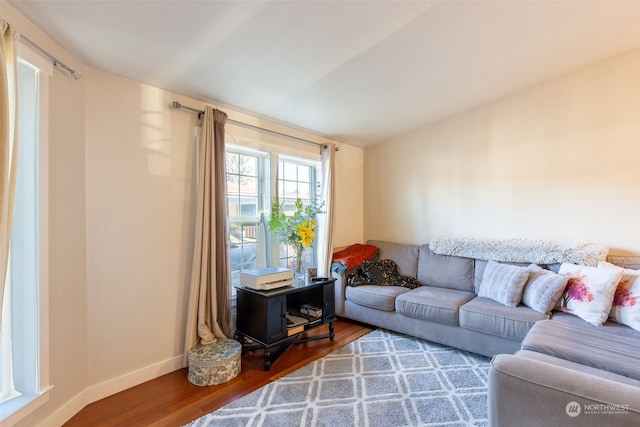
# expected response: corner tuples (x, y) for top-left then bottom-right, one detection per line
(226, 145), (267, 225)
(226, 145), (270, 287)
(224, 143), (321, 286)
(0, 41), (53, 426)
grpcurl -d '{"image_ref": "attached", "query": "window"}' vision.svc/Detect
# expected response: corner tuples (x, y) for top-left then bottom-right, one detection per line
(276, 158), (317, 269)
(0, 53), (51, 424)
(225, 145), (320, 286)
(226, 151), (259, 218)
(226, 148), (264, 282)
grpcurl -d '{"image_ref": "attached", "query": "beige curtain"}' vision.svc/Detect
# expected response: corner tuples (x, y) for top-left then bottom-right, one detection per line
(183, 106), (232, 363)
(317, 143), (336, 277)
(0, 21), (19, 326)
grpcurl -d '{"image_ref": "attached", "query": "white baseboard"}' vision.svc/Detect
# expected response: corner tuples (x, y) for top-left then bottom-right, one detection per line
(37, 389), (87, 427)
(86, 354), (185, 403)
(38, 354), (185, 427)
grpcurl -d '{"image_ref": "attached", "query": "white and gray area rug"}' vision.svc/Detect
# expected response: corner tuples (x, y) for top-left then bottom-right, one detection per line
(186, 329), (490, 427)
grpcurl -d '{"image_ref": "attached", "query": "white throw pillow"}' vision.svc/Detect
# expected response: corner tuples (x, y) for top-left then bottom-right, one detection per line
(600, 261), (640, 331)
(478, 260), (529, 307)
(557, 262), (623, 326)
(522, 264), (569, 314)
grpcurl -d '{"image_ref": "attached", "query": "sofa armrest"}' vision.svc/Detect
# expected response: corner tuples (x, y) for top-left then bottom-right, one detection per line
(332, 270), (347, 317)
(489, 354), (640, 427)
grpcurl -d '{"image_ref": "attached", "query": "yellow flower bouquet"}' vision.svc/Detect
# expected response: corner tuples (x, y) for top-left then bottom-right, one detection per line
(268, 197), (324, 276)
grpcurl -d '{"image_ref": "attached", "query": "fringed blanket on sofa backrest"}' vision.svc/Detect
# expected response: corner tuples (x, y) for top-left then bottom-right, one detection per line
(429, 235), (609, 267)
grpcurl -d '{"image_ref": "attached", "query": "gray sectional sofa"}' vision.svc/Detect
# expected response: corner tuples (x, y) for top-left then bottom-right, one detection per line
(332, 239), (640, 426)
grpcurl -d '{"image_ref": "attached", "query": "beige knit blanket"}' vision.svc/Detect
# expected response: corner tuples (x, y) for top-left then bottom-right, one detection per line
(429, 235), (609, 267)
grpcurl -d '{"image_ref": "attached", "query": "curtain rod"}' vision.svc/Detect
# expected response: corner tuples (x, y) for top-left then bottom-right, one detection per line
(171, 101), (328, 150)
(20, 35), (83, 80)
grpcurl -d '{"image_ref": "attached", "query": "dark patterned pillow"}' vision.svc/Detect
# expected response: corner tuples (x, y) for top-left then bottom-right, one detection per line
(347, 259), (420, 289)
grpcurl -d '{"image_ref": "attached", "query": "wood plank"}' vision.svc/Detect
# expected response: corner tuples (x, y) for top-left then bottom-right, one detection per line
(63, 319), (373, 426)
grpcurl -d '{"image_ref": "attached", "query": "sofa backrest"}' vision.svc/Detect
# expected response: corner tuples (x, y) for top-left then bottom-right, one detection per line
(608, 255), (640, 270)
(366, 240), (420, 278)
(417, 245), (475, 292)
(364, 241), (640, 294)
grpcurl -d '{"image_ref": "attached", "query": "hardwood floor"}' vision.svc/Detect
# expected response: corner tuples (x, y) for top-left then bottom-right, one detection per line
(63, 319), (373, 427)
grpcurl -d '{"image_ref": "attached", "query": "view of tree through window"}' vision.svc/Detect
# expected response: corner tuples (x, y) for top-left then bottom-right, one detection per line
(226, 152), (258, 217)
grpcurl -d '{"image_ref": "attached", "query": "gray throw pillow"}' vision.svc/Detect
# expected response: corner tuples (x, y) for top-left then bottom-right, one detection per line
(522, 264), (569, 314)
(478, 260), (530, 307)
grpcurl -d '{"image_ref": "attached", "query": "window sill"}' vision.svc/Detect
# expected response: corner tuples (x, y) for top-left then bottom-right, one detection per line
(0, 385), (53, 426)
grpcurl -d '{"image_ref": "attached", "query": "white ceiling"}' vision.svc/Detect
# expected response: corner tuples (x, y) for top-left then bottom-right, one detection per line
(7, 0), (640, 146)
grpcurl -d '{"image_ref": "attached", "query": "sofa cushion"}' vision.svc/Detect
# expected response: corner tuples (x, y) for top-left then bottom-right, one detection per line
(521, 264), (569, 314)
(477, 261), (529, 307)
(366, 240), (419, 277)
(345, 284), (410, 312)
(557, 262), (623, 326)
(551, 311), (640, 340)
(395, 286), (475, 326)
(459, 297), (549, 341)
(522, 319), (640, 381)
(416, 245), (474, 292)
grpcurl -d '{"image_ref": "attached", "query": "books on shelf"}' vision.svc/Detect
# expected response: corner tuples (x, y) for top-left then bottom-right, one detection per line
(300, 304), (322, 318)
(286, 314), (309, 336)
(240, 267), (294, 290)
(308, 318), (322, 327)
(287, 325), (305, 336)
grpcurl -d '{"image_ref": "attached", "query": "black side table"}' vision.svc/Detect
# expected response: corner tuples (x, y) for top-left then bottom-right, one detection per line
(235, 278), (336, 370)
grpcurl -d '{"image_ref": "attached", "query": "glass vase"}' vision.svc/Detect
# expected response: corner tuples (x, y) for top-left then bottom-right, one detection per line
(294, 246), (305, 285)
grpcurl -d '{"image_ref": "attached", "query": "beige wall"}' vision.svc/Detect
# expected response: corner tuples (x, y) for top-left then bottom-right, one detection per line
(82, 69), (364, 398)
(364, 49), (640, 256)
(84, 69), (196, 391)
(43, 66), (89, 425)
(334, 143), (364, 247)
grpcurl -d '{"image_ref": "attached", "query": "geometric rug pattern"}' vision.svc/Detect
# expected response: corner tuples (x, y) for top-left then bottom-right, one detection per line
(186, 329), (491, 427)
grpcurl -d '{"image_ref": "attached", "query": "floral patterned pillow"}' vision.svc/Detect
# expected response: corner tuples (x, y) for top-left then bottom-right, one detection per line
(557, 262), (624, 326)
(600, 261), (640, 331)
